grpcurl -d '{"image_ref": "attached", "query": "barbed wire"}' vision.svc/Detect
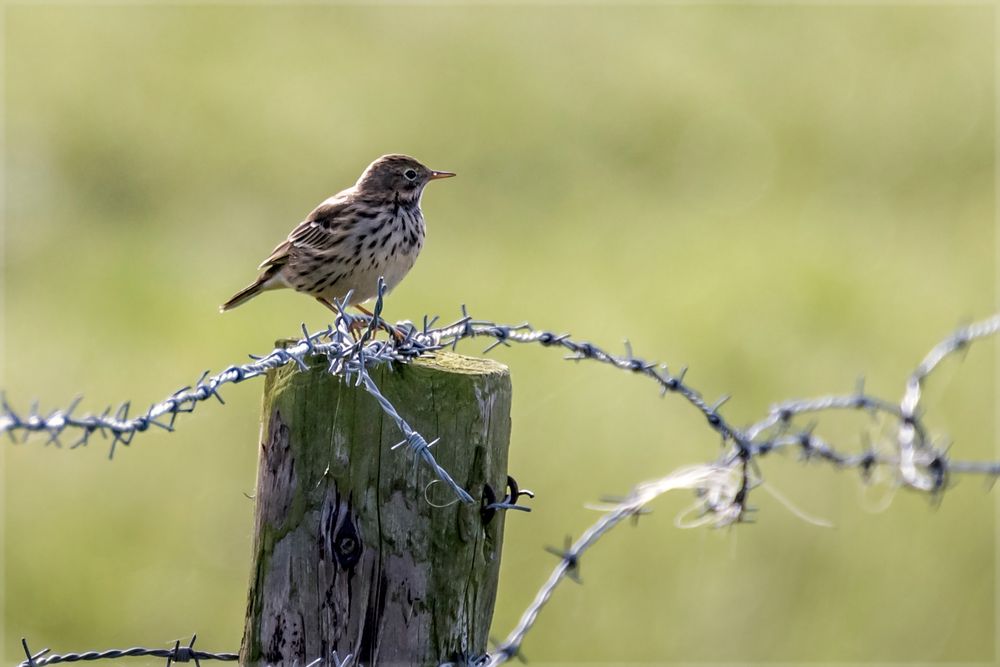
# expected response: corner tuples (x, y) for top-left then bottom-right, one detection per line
(16, 635), (353, 667)
(7, 281), (999, 664)
(482, 313), (1000, 664)
(7, 287), (998, 499)
(17, 635), (238, 667)
(2, 276), (750, 505)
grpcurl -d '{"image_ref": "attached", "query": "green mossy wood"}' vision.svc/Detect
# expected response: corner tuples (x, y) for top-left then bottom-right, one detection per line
(240, 350), (513, 666)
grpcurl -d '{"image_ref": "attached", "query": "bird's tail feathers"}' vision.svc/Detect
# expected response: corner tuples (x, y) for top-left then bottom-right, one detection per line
(220, 269), (281, 312)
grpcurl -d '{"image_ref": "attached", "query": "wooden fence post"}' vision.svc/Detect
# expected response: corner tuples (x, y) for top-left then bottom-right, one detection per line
(240, 350), (513, 666)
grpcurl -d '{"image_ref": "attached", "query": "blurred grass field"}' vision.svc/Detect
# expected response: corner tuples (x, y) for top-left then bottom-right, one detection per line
(2, 4), (996, 664)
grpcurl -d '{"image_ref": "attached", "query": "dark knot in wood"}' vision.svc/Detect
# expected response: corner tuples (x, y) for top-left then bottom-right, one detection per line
(321, 490), (363, 570)
(334, 517), (361, 569)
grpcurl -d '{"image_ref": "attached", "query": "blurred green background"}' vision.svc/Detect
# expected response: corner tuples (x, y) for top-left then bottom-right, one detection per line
(3, 4), (996, 664)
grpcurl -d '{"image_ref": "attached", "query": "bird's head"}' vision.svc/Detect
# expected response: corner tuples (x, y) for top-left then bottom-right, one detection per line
(355, 154), (455, 201)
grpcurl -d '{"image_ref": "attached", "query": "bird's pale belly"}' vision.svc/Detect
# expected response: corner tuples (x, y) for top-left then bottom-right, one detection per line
(315, 245), (421, 306)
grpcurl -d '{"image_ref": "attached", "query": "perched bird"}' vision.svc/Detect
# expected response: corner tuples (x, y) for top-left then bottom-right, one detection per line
(220, 154), (454, 316)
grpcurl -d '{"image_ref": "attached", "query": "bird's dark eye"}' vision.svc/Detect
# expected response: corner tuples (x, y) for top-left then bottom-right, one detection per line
(403, 169), (418, 181)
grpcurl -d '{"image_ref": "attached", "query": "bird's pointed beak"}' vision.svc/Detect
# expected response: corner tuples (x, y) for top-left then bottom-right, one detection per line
(429, 170), (456, 180)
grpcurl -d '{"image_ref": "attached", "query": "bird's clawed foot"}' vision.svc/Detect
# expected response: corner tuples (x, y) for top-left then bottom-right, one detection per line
(315, 297), (404, 342)
(355, 304), (406, 342)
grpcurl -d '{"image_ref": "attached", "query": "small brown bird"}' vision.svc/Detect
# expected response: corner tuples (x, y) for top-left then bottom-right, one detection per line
(221, 154), (454, 315)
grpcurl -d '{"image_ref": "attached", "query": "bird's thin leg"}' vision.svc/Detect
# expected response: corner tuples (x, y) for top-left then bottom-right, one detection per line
(316, 297), (366, 337)
(316, 296), (339, 313)
(354, 304), (404, 341)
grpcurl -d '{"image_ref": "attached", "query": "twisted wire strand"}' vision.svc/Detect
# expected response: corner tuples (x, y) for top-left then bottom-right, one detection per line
(17, 635), (237, 667)
(16, 646), (352, 667)
(5, 297), (1000, 497)
(485, 465), (738, 665)
(896, 314), (1000, 490)
(478, 313), (1000, 664)
(1, 287), (749, 503)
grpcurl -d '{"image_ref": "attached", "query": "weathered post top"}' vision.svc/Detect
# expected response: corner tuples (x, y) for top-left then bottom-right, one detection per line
(241, 350), (513, 666)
